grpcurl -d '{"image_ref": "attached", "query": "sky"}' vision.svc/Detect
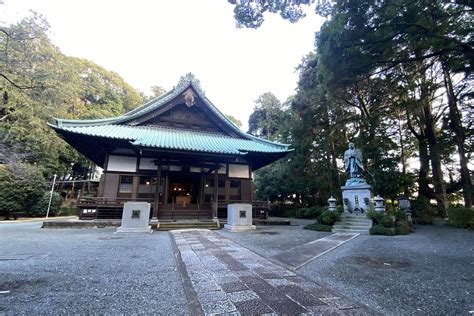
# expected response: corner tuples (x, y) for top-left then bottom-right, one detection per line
(2, 0), (324, 130)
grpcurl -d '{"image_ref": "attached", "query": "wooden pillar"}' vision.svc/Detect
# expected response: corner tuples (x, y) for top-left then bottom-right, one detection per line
(213, 165), (219, 218)
(152, 165), (161, 220)
(131, 176), (139, 199)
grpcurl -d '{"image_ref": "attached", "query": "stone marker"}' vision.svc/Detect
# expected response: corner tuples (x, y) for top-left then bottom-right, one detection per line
(224, 203), (256, 232)
(116, 202), (152, 233)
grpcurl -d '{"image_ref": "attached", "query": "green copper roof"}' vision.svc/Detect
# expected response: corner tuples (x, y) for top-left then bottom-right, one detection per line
(49, 73), (291, 157)
(53, 124), (289, 155)
(53, 73), (246, 138)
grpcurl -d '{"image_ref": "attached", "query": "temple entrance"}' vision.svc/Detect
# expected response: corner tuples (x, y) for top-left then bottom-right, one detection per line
(167, 173), (201, 207)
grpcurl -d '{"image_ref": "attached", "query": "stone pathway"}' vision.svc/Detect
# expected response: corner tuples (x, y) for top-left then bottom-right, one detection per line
(272, 233), (359, 269)
(171, 229), (375, 315)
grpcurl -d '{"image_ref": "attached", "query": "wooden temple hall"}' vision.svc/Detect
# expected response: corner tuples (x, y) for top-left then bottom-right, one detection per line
(49, 74), (291, 221)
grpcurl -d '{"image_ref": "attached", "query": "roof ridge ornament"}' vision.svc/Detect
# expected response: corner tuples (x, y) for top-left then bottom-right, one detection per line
(176, 72), (203, 93)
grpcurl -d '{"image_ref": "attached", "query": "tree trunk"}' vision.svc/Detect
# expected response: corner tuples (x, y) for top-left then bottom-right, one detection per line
(421, 97), (448, 215)
(442, 64), (472, 207)
(418, 137), (431, 199)
(398, 115), (409, 196)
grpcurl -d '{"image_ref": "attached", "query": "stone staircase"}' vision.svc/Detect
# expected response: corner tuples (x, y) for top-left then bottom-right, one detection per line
(332, 213), (373, 234)
(156, 220), (220, 231)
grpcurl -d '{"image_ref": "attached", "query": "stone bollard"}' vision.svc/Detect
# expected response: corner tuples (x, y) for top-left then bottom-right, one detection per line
(373, 195), (385, 213)
(328, 196), (337, 212)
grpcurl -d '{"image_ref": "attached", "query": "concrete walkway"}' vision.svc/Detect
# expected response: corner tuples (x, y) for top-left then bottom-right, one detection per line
(171, 229), (376, 315)
(272, 233), (359, 269)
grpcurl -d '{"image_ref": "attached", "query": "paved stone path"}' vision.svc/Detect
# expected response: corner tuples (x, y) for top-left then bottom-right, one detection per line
(171, 229), (375, 315)
(272, 233), (359, 269)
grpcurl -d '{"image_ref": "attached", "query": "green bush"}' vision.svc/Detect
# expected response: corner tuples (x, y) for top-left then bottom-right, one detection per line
(317, 210), (340, 225)
(59, 207), (77, 216)
(296, 208), (308, 218)
(304, 223), (332, 232)
(0, 163), (47, 217)
(412, 196), (437, 224)
(394, 220), (411, 235)
(269, 203), (298, 218)
(447, 207), (473, 228)
(31, 192), (63, 217)
(380, 214), (395, 228)
(370, 225), (395, 236)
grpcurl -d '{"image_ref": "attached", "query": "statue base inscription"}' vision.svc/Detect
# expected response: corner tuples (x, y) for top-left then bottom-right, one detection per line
(341, 183), (373, 214)
(116, 202), (152, 234)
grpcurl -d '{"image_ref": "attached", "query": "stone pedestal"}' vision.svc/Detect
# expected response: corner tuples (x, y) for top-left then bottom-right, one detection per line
(224, 203), (256, 232)
(116, 202), (152, 233)
(341, 183), (373, 214)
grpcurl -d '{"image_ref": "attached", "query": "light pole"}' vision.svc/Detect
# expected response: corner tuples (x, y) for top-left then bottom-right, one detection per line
(46, 174), (57, 219)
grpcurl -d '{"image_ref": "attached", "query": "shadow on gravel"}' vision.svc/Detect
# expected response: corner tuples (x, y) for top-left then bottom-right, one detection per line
(348, 256), (412, 269)
(256, 231), (280, 235)
(0, 278), (48, 292)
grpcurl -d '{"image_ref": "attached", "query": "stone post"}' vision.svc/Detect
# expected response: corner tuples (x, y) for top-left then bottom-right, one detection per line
(328, 196), (337, 212)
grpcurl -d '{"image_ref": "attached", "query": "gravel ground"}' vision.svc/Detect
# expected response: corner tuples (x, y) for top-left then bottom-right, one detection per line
(217, 217), (331, 258)
(0, 222), (190, 315)
(221, 220), (474, 315)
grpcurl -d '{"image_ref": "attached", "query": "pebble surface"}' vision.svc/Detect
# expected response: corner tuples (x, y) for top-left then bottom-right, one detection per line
(219, 220), (474, 315)
(0, 222), (190, 315)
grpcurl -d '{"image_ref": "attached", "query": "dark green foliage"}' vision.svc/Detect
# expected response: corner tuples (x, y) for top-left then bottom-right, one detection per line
(395, 220), (411, 235)
(0, 163), (47, 216)
(269, 203), (297, 218)
(304, 223), (332, 232)
(368, 208), (411, 235)
(317, 210), (340, 226)
(31, 192), (62, 217)
(296, 206), (323, 219)
(447, 207), (473, 228)
(412, 196), (437, 225)
(370, 225), (395, 236)
(59, 207), (77, 216)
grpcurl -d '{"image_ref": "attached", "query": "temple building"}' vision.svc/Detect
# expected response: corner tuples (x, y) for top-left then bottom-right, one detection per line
(48, 74), (291, 221)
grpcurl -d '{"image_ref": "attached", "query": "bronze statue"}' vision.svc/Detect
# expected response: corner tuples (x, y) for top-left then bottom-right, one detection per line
(343, 142), (364, 179)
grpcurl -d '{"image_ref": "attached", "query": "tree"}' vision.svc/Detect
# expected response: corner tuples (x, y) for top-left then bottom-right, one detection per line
(228, 0), (473, 209)
(225, 114), (242, 128)
(248, 92), (289, 140)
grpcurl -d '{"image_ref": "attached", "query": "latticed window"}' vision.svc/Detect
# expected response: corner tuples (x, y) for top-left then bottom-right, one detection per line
(119, 176), (133, 193)
(138, 176), (156, 193)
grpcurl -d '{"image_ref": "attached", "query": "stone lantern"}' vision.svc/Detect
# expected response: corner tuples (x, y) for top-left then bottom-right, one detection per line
(373, 195), (385, 213)
(328, 196), (337, 212)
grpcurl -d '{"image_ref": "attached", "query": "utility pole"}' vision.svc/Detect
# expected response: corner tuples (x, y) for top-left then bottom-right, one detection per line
(46, 174), (57, 219)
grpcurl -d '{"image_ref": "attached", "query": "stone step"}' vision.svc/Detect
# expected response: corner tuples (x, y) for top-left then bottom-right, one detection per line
(333, 224), (372, 230)
(339, 218), (372, 224)
(333, 228), (370, 234)
(157, 222), (220, 231)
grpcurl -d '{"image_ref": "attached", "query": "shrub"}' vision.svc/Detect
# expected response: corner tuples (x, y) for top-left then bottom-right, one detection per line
(395, 220), (411, 235)
(304, 223), (332, 232)
(296, 208), (308, 218)
(447, 207), (473, 228)
(269, 203), (297, 218)
(305, 206), (323, 219)
(317, 210), (340, 226)
(412, 196), (437, 224)
(370, 225), (395, 236)
(367, 209), (378, 222)
(59, 207), (77, 216)
(380, 214), (395, 228)
(31, 192), (63, 217)
(0, 163), (47, 217)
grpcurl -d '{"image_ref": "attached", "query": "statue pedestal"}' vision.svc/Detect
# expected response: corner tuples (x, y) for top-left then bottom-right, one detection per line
(341, 183), (373, 214)
(116, 202), (152, 234)
(224, 204), (256, 232)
